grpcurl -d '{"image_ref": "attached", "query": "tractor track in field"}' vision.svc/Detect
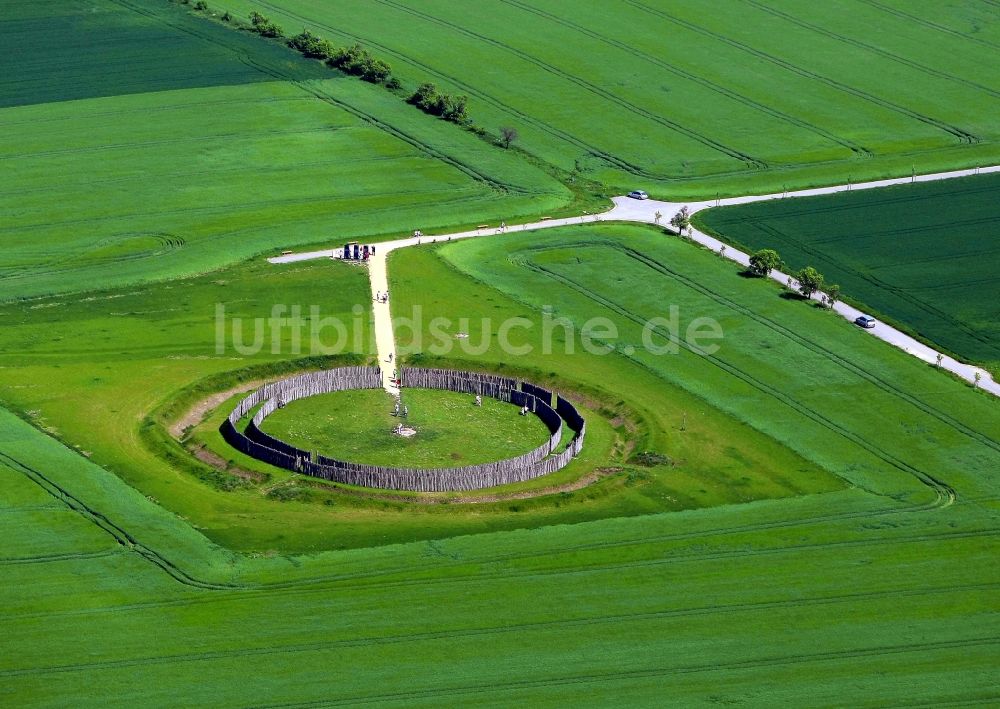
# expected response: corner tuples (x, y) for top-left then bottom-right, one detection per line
(243, 0), (926, 184)
(511, 239), (985, 470)
(624, 0), (980, 144)
(606, 243), (1000, 455)
(0, 126), (337, 162)
(288, 76), (525, 195)
(247, 0), (662, 179)
(159, 0), (998, 186)
(4, 523), (994, 625)
(498, 0), (871, 158)
(371, 0), (768, 169)
(6, 407), (988, 600)
(0, 155), (412, 200)
(0, 234), (187, 283)
(813, 214), (1000, 246)
(741, 0), (1000, 101)
(859, 0), (1000, 52)
(707, 180), (1000, 223)
(4, 400), (984, 602)
(0, 191), (488, 289)
(0, 95), (313, 129)
(2, 573), (996, 679)
(0, 450), (240, 591)
(0, 187), (485, 238)
(0, 549), (123, 566)
(258, 637), (1000, 707)
(519, 253), (958, 506)
(522, 242), (964, 498)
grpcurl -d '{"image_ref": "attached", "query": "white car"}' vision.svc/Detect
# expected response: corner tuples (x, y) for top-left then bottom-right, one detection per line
(627, 190), (649, 200)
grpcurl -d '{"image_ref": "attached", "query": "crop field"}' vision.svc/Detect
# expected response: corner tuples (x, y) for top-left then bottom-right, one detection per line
(0, 226), (998, 703)
(0, 0), (320, 108)
(697, 172), (1000, 370)
(209, 0), (1000, 196)
(0, 0), (570, 300)
(3, 0), (1000, 704)
(261, 388), (553, 468)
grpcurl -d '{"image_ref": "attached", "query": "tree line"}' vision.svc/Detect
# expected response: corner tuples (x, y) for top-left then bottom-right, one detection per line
(242, 11), (470, 125)
(182, 5), (517, 137)
(747, 248), (838, 305)
(670, 207), (840, 308)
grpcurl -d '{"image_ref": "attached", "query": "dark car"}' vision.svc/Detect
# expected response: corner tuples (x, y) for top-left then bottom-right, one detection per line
(855, 316), (876, 329)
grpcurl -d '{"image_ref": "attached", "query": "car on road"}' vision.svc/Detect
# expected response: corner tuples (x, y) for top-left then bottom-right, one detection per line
(855, 316), (877, 329)
(627, 190), (649, 200)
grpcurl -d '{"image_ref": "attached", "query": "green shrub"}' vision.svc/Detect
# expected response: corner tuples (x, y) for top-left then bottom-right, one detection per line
(630, 451), (672, 468)
(249, 11), (283, 38)
(266, 484), (310, 503)
(409, 82), (439, 110)
(327, 43), (393, 84)
(408, 83), (469, 124)
(288, 30), (334, 59)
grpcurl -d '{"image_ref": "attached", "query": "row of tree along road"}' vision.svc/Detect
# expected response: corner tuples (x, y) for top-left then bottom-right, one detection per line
(665, 205), (837, 307)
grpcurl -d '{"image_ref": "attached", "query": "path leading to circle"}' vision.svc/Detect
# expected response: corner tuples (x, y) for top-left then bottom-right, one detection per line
(270, 164), (1000, 398)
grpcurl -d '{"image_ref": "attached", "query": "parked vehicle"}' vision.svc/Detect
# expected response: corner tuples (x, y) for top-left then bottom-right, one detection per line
(855, 316), (877, 329)
(627, 190), (649, 200)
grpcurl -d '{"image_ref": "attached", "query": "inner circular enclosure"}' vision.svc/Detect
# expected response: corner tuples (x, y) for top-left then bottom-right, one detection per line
(259, 388), (553, 469)
(220, 367), (585, 492)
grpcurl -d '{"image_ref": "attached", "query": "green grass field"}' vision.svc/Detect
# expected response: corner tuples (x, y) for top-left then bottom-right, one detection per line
(1, 286), (997, 703)
(2, 0), (999, 703)
(260, 387), (553, 467)
(209, 0), (1000, 197)
(0, 0), (571, 300)
(697, 172), (1000, 371)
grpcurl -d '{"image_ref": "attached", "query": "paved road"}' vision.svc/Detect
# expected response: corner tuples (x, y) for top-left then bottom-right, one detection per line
(270, 164), (1000, 398)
